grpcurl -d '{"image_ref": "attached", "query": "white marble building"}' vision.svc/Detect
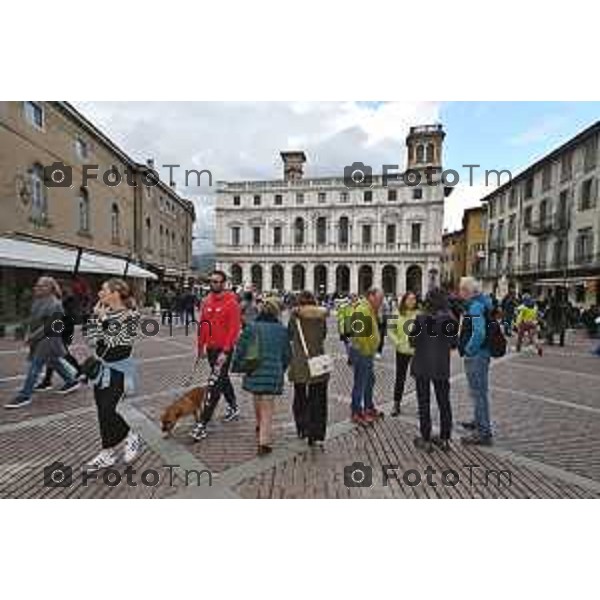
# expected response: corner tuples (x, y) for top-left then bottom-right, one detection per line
(215, 125), (450, 297)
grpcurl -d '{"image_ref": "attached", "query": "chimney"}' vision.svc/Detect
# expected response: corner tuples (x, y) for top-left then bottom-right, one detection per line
(280, 151), (307, 182)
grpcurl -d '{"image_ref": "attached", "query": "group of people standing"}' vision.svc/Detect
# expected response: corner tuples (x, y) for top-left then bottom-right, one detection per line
(337, 277), (495, 451)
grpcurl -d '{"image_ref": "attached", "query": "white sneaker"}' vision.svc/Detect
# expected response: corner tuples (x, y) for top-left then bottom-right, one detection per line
(375, 353), (382, 360)
(86, 448), (117, 471)
(123, 431), (143, 464)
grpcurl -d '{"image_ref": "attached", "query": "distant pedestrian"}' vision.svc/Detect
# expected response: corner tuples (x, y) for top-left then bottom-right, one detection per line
(501, 290), (518, 337)
(515, 294), (542, 356)
(458, 277), (493, 446)
(240, 290), (259, 326)
(410, 289), (458, 452)
(288, 291), (329, 446)
(84, 278), (141, 470)
(388, 291), (419, 416)
(231, 297), (291, 455)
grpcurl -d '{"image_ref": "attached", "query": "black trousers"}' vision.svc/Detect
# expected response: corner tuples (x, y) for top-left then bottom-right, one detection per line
(293, 381), (328, 442)
(200, 348), (236, 425)
(394, 352), (412, 406)
(415, 377), (452, 441)
(377, 318), (386, 354)
(94, 369), (129, 449)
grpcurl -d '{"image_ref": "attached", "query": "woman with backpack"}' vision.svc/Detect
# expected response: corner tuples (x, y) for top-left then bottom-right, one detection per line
(288, 291), (329, 446)
(231, 296), (291, 455)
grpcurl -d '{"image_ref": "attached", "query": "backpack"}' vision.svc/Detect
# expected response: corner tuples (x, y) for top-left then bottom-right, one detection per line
(483, 309), (507, 358)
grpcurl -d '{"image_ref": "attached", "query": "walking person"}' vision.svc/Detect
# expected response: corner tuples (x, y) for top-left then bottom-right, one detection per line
(231, 297), (290, 455)
(5, 277), (80, 409)
(410, 289), (458, 452)
(515, 294), (542, 356)
(458, 277), (494, 446)
(388, 291), (419, 417)
(35, 281), (81, 391)
(501, 290), (518, 337)
(191, 270), (242, 441)
(348, 288), (384, 425)
(288, 291), (329, 446)
(84, 278), (142, 470)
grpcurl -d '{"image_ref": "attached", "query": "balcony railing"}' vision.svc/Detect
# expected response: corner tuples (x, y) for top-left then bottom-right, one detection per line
(527, 212), (570, 236)
(218, 242), (441, 254)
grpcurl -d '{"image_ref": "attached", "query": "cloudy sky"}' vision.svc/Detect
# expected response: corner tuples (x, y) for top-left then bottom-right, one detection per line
(73, 101), (600, 254)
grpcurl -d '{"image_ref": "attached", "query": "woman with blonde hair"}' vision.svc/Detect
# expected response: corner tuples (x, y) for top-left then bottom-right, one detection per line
(232, 296), (290, 455)
(388, 291), (419, 416)
(5, 277), (80, 409)
(84, 278), (142, 470)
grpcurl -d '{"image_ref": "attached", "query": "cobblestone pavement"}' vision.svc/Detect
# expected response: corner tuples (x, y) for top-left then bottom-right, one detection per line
(1, 318), (599, 498)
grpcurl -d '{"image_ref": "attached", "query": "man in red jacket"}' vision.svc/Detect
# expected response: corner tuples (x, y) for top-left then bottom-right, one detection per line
(191, 270), (242, 441)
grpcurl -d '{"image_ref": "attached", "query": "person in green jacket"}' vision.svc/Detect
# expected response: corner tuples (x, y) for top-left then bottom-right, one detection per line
(388, 291), (419, 416)
(337, 294), (359, 365)
(348, 289), (383, 424)
(231, 296), (290, 455)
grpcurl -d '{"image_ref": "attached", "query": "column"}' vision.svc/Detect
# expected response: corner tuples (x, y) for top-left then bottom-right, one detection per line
(374, 261), (382, 290)
(327, 261), (336, 294)
(283, 262), (292, 292)
(351, 262), (359, 294)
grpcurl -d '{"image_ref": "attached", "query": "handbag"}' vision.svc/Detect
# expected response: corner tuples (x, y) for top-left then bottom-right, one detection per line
(236, 325), (261, 374)
(295, 318), (332, 378)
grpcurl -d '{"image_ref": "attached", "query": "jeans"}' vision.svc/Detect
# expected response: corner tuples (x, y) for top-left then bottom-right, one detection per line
(350, 347), (375, 414)
(463, 355), (491, 438)
(18, 355), (76, 400)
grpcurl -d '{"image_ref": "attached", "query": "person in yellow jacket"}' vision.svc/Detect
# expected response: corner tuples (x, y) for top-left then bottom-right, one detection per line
(516, 294), (542, 356)
(348, 289), (383, 424)
(337, 294), (359, 365)
(388, 291), (419, 416)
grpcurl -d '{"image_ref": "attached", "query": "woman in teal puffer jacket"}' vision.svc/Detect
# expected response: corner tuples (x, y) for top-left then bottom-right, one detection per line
(231, 296), (290, 455)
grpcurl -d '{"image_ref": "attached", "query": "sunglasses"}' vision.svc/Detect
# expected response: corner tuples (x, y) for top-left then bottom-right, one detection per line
(210, 279), (224, 285)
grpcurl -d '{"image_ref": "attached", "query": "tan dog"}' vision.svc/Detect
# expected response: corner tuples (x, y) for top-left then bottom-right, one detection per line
(160, 387), (206, 437)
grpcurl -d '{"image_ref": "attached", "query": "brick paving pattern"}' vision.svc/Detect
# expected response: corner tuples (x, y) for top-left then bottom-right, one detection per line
(1, 319), (599, 498)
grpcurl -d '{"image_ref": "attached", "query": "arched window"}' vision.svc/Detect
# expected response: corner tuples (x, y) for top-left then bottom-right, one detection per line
(292, 264), (306, 290)
(78, 188), (90, 233)
(316, 217), (327, 245)
(111, 203), (120, 242)
(416, 144), (425, 163)
(30, 163), (46, 221)
(231, 264), (243, 286)
(294, 217), (305, 245)
(425, 143), (435, 163)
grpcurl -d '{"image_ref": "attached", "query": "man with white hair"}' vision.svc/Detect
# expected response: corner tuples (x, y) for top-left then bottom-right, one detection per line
(458, 277), (493, 445)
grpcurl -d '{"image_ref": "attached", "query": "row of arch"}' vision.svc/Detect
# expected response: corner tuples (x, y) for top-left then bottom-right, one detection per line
(230, 263), (424, 296)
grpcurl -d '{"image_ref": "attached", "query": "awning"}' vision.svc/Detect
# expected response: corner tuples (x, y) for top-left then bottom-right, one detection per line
(0, 237), (157, 280)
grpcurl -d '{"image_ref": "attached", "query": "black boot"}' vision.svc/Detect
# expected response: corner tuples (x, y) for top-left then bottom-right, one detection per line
(390, 402), (401, 417)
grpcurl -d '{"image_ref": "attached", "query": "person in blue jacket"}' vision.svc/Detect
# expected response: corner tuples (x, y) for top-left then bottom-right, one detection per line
(231, 296), (290, 455)
(458, 277), (493, 446)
